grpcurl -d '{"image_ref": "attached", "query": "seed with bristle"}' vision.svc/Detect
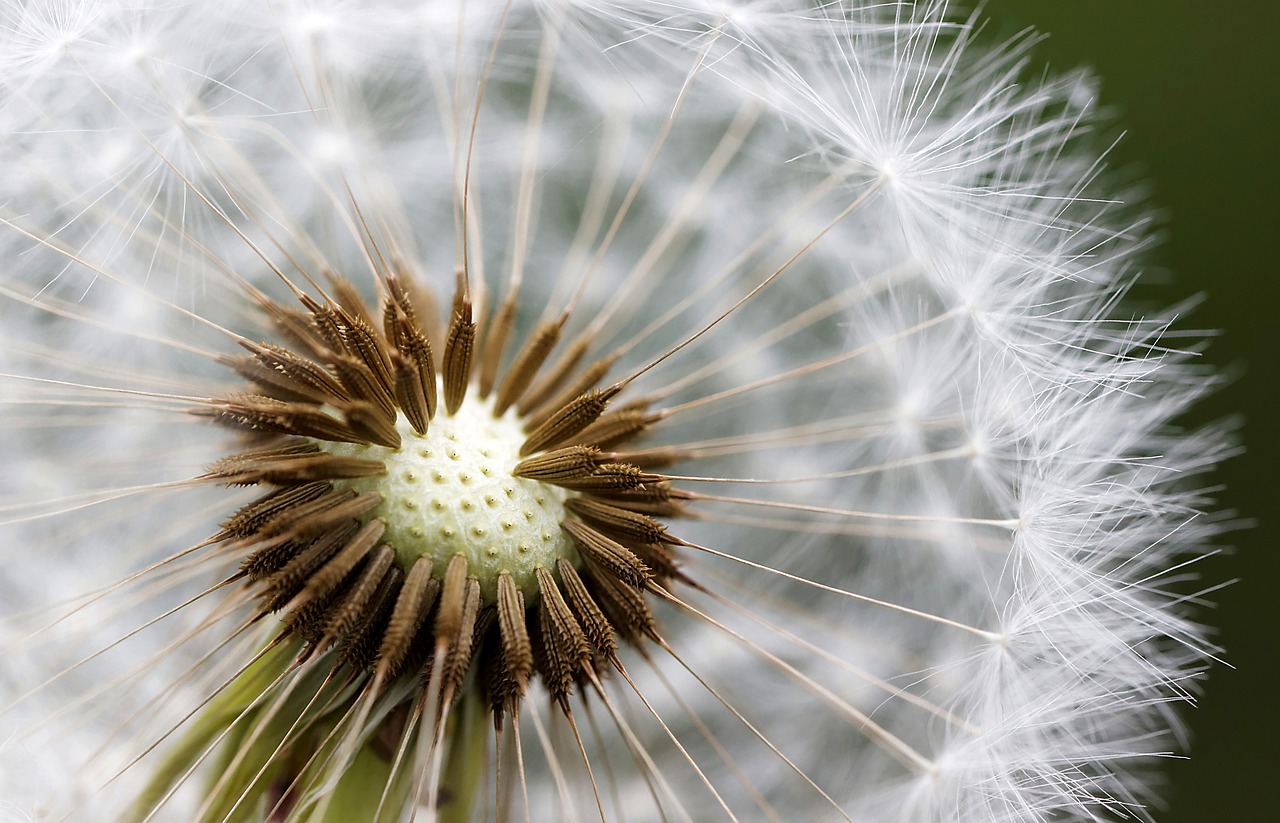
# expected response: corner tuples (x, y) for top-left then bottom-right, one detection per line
(228, 341), (351, 405)
(535, 566), (592, 703)
(492, 319), (563, 415)
(519, 339), (601, 418)
(442, 305), (476, 414)
(563, 520), (652, 588)
(223, 482), (331, 539)
(565, 497), (669, 544)
(496, 571), (533, 692)
(557, 558), (619, 660)
(376, 557), (438, 681)
(512, 445), (607, 482)
(551, 463), (661, 492)
(520, 385), (622, 456)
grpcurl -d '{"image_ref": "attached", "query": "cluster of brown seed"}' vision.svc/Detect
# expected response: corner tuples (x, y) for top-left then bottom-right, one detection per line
(196, 271), (692, 727)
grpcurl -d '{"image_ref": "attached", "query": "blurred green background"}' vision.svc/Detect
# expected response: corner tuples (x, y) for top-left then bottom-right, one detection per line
(980, 3), (1277, 820)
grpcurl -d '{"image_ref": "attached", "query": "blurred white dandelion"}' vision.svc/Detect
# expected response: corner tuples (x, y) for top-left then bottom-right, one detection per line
(0, 1), (1228, 822)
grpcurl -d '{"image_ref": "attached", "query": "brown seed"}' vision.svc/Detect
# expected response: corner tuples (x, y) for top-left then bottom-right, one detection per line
(565, 498), (668, 545)
(519, 336), (590, 416)
(608, 446), (684, 470)
(562, 521), (651, 588)
(377, 557), (439, 680)
(241, 537), (307, 582)
(582, 561), (659, 644)
(343, 400), (401, 448)
(388, 265), (443, 353)
(477, 297), (517, 398)
(227, 341), (349, 405)
(329, 302), (395, 394)
(256, 295), (329, 357)
(391, 350), (430, 435)
(337, 562), (404, 672)
(383, 273), (421, 332)
(205, 447), (385, 486)
(556, 558), (617, 659)
(523, 352), (615, 427)
(301, 298), (348, 359)
(441, 578), (481, 698)
(520, 385), (621, 457)
(493, 319), (562, 415)
(199, 394), (366, 444)
(551, 463), (660, 492)
(435, 554), (471, 642)
(535, 567), (591, 699)
(384, 285), (438, 419)
(258, 490), (383, 541)
(496, 571), (533, 692)
(328, 277), (374, 329)
(264, 522), (361, 610)
(591, 482), (694, 517)
(222, 482), (331, 539)
(319, 544), (396, 653)
(299, 519), (387, 604)
(331, 354), (395, 418)
(575, 408), (656, 450)
(631, 541), (683, 584)
(512, 446), (606, 483)
(442, 305), (476, 415)
(485, 641), (522, 724)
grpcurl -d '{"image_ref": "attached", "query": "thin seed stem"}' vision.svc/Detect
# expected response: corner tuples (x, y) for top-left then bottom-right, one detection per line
(663, 445), (975, 485)
(651, 585), (935, 775)
(612, 178), (886, 392)
(661, 309), (958, 417)
(689, 492), (1019, 531)
(674, 538), (998, 638)
(561, 27), (725, 320)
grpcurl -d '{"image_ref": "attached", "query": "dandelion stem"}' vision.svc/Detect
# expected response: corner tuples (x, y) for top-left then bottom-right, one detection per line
(438, 690), (491, 823)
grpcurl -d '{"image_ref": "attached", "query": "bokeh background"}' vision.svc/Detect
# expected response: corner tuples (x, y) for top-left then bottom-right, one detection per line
(979, 3), (1277, 820)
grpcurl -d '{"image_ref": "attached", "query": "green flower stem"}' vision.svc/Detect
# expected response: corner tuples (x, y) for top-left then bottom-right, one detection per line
(133, 637), (493, 822)
(438, 690), (490, 823)
(301, 736), (413, 823)
(130, 640), (297, 823)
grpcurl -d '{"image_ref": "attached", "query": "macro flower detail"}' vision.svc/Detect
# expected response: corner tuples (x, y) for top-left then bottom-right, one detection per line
(0, 1), (1226, 822)
(158, 269), (695, 820)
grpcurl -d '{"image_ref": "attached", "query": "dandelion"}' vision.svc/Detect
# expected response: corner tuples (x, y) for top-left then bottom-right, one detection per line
(0, 1), (1227, 822)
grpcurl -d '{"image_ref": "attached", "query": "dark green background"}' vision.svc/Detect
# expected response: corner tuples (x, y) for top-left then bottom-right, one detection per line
(980, 3), (1277, 820)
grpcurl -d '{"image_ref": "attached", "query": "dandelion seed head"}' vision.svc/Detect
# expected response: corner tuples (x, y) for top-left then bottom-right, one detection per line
(0, 1), (1230, 821)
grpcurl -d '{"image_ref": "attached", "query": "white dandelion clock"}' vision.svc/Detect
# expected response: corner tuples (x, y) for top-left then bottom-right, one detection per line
(0, 1), (1227, 822)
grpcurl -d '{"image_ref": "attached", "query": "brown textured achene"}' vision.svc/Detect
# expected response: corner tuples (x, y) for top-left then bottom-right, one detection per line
(195, 269), (691, 751)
